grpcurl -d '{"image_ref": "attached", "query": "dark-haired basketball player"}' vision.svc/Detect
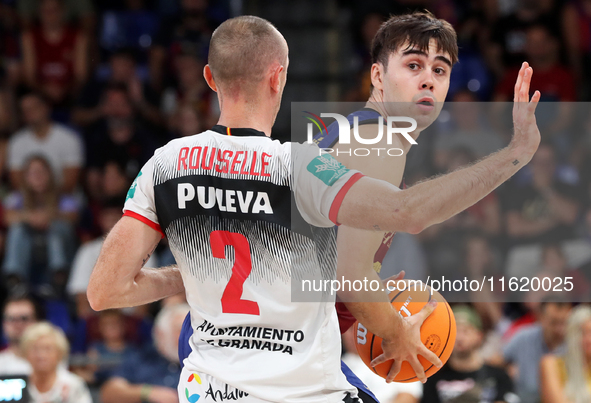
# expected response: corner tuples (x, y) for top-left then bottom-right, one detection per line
(322, 11), (459, 385)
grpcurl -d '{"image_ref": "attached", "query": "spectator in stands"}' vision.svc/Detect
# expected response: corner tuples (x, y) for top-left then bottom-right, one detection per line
(421, 305), (517, 403)
(84, 84), (159, 186)
(341, 325), (423, 403)
(0, 3), (22, 89)
(97, 0), (159, 59)
(503, 297), (572, 403)
(67, 197), (156, 319)
(540, 305), (591, 403)
(100, 303), (188, 403)
(487, 0), (561, 78)
(161, 51), (218, 132)
(21, 0), (89, 107)
(21, 322), (92, 403)
(0, 294), (40, 375)
(434, 90), (505, 165)
(167, 102), (204, 139)
(463, 237), (513, 367)
(494, 25), (576, 142)
(73, 309), (138, 386)
(562, 0), (591, 99)
(529, 243), (591, 303)
(503, 143), (580, 246)
(80, 161), (131, 242)
(149, 0), (214, 91)
(17, 0), (95, 32)
(342, 12), (385, 102)
(72, 48), (162, 129)
(8, 92), (84, 194)
(418, 149), (501, 280)
(2, 156), (78, 287)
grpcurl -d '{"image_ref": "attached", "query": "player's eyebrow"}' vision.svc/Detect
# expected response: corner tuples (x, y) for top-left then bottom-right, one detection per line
(401, 49), (452, 68)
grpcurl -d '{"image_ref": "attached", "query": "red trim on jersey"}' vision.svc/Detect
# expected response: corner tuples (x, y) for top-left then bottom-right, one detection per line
(123, 210), (165, 238)
(336, 301), (357, 334)
(329, 172), (364, 225)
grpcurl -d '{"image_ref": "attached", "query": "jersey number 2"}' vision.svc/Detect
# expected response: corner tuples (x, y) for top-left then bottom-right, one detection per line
(210, 230), (260, 315)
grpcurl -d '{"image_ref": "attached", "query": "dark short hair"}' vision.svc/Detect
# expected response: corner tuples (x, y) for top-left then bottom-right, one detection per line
(2, 292), (44, 321)
(371, 11), (458, 69)
(540, 295), (572, 313)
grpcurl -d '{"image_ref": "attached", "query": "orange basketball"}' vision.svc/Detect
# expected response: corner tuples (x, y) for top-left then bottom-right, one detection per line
(353, 279), (456, 383)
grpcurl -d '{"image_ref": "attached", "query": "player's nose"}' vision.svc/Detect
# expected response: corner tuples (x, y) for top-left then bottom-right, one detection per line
(419, 72), (434, 91)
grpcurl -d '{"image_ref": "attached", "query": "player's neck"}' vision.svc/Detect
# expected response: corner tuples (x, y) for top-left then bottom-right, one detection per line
(217, 100), (274, 137)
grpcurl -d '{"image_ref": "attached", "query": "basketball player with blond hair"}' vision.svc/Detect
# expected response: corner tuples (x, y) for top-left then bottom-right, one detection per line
(88, 14), (541, 402)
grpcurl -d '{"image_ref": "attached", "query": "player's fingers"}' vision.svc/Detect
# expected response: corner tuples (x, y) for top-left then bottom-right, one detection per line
(421, 345), (443, 369)
(529, 90), (541, 111)
(383, 271), (406, 292)
(371, 353), (388, 367)
(415, 299), (438, 324)
(409, 356), (428, 384)
(513, 63), (525, 103)
(383, 271), (406, 285)
(520, 67), (532, 103)
(385, 360), (402, 383)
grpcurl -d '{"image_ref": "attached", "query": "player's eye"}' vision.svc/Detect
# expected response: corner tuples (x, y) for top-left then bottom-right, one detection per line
(408, 63), (420, 70)
(434, 67), (446, 75)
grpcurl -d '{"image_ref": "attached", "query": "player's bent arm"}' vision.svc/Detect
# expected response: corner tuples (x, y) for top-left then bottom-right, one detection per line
(87, 216), (184, 311)
(337, 144), (536, 234)
(337, 227), (403, 337)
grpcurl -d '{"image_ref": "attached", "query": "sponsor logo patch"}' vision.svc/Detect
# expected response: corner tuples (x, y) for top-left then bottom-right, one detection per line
(306, 155), (349, 186)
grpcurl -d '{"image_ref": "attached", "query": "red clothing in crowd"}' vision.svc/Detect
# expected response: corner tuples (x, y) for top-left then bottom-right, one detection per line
(496, 65), (576, 101)
(31, 25), (79, 89)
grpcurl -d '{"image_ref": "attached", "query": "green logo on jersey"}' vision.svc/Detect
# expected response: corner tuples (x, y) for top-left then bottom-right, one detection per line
(306, 155), (350, 186)
(126, 170), (143, 201)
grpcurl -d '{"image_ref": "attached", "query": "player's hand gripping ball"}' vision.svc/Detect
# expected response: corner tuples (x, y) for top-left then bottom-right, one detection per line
(354, 279), (456, 382)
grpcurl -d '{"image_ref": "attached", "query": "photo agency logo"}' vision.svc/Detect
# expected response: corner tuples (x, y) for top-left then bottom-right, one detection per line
(304, 111), (418, 156)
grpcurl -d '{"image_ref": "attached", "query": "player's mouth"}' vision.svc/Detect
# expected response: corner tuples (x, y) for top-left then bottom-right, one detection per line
(416, 97), (435, 111)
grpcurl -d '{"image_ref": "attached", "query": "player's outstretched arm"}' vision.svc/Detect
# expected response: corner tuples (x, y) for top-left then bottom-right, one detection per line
(87, 216), (184, 311)
(337, 63), (541, 234)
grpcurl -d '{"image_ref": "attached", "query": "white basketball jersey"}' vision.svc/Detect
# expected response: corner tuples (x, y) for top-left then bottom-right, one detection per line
(123, 126), (365, 402)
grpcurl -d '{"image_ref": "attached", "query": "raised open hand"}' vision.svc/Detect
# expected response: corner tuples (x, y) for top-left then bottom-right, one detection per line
(511, 62), (541, 162)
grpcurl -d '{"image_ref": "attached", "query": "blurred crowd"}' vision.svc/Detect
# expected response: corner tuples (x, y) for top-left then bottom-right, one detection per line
(0, 0), (590, 402)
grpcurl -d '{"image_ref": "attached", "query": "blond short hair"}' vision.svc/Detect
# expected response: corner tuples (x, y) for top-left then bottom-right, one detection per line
(20, 322), (69, 360)
(208, 16), (287, 93)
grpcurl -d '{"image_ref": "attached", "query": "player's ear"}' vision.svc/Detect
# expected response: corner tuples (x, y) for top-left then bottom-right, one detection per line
(270, 63), (284, 94)
(370, 63), (384, 92)
(203, 65), (218, 92)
